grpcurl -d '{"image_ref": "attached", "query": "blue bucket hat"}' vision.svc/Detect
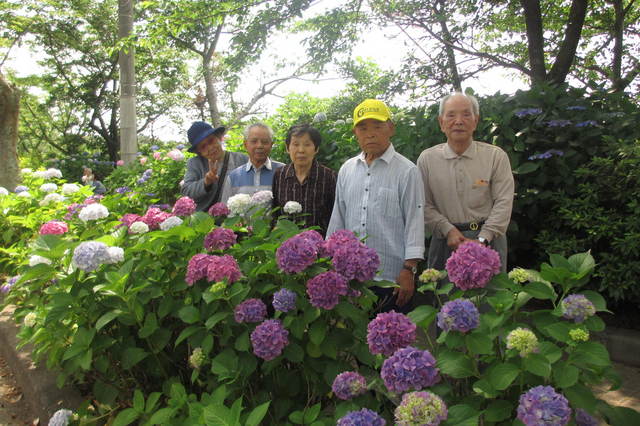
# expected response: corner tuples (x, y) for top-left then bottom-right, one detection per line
(187, 121), (226, 153)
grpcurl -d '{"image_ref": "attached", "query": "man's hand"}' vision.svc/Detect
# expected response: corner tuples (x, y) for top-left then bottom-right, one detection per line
(394, 269), (415, 307)
(204, 159), (219, 186)
(447, 227), (467, 250)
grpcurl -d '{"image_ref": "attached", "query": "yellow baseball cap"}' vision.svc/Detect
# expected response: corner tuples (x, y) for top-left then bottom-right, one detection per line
(353, 99), (392, 126)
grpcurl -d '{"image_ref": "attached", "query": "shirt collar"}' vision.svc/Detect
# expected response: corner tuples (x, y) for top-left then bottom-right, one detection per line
(284, 160), (318, 180)
(357, 143), (396, 164)
(443, 140), (476, 159)
(244, 157), (273, 172)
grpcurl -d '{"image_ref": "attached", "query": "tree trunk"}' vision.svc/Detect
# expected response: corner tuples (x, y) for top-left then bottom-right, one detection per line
(436, 0), (462, 91)
(118, 0), (137, 165)
(0, 73), (20, 191)
(547, 0), (588, 85)
(520, 0), (547, 84)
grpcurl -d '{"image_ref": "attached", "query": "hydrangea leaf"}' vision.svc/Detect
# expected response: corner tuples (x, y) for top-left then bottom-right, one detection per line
(523, 353), (551, 378)
(523, 281), (557, 300)
(483, 399), (513, 422)
(487, 362), (520, 390)
(553, 361), (579, 388)
(437, 349), (475, 379)
(466, 333), (494, 355)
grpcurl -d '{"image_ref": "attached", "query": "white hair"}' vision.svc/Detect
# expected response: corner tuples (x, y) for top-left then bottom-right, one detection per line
(243, 122), (273, 141)
(438, 92), (480, 117)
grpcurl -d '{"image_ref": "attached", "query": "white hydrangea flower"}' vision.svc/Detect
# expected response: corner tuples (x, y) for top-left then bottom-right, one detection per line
(45, 168), (63, 179)
(313, 112), (327, 122)
(334, 119), (346, 126)
(179, 179), (185, 187)
(105, 246), (124, 264)
(78, 204), (109, 222)
(0, 187), (8, 196)
(48, 408), (73, 426)
(227, 193), (252, 216)
(33, 170), (48, 178)
(129, 221), (149, 234)
(283, 200), (302, 214)
(17, 191), (32, 198)
(40, 193), (65, 206)
(23, 312), (37, 328)
(21, 168), (33, 174)
(40, 183), (58, 193)
(159, 215), (183, 230)
(61, 183), (80, 195)
(29, 255), (52, 267)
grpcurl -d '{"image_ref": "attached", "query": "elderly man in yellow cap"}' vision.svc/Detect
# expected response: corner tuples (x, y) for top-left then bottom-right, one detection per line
(327, 99), (425, 313)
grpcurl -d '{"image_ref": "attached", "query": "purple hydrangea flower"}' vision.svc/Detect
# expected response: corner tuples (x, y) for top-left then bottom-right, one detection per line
(381, 346), (440, 393)
(204, 228), (237, 251)
(575, 409), (598, 426)
(14, 185), (28, 193)
(529, 149), (564, 160)
(172, 196), (196, 216)
(566, 105), (587, 111)
(332, 371), (367, 400)
(119, 213), (142, 228)
(186, 254), (213, 285)
(72, 241), (110, 272)
(437, 298), (480, 333)
(276, 232), (320, 274)
(115, 186), (131, 194)
(272, 288), (297, 312)
(546, 119), (572, 127)
(561, 294), (596, 323)
(395, 391), (448, 426)
(517, 386), (571, 426)
(367, 311), (417, 356)
(515, 108), (543, 118)
(39, 220), (69, 235)
(306, 271), (349, 310)
(332, 241), (380, 282)
(575, 120), (597, 127)
(446, 241), (501, 291)
(250, 319), (289, 361)
(234, 298), (267, 323)
(1, 275), (20, 293)
(208, 202), (230, 217)
(337, 408), (386, 426)
(322, 229), (360, 257)
(206, 254), (242, 283)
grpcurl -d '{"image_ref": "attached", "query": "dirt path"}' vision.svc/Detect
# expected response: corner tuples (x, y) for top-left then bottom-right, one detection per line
(0, 355), (37, 425)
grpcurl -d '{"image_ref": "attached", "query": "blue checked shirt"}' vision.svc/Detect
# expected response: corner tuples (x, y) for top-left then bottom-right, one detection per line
(220, 157), (284, 203)
(327, 144), (425, 282)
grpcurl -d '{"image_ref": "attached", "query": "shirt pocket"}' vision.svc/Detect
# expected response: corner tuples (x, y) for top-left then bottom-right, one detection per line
(469, 178), (490, 209)
(376, 187), (400, 217)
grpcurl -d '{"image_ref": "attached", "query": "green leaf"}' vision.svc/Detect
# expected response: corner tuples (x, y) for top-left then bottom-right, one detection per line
(544, 322), (572, 343)
(306, 341), (323, 358)
(538, 341), (562, 363)
(245, 401), (270, 426)
(289, 410), (304, 424)
(571, 341), (610, 366)
(303, 403), (321, 423)
(472, 378), (498, 398)
(567, 251), (595, 275)
(139, 313), (158, 339)
(408, 305), (437, 328)
(581, 290), (607, 312)
(563, 383), (597, 409)
(177, 306), (200, 324)
(133, 390), (144, 413)
(523, 353), (551, 378)
(553, 362), (579, 388)
(523, 281), (557, 300)
(211, 348), (238, 377)
(203, 404), (232, 425)
(584, 315), (605, 332)
(144, 392), (162, 414)
(487, 290), (514, 312)
(112, 408), (139, 426)
(466, 333), (494, 355)
(309, 321), (326, 345)
(234, 330), (250, 352)
(444, 404), (481, 426)
(205, 312), (230, 329)
(437, 349), (476, 379)
(483, 399), (513, 422)
(601, 405), (640, 426)
(95, 310), (121, 331)
(174, 325), (202, 347)
(122, 348), (149, 369)
(514, 161), (540, 175)
(487, 362), (520, 390)
(147, 407), (175, 424)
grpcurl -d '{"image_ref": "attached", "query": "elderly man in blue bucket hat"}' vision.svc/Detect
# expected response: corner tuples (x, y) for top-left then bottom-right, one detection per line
(181, 121), (248, 211)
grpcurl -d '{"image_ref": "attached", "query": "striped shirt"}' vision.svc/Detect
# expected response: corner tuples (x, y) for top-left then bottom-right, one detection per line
(220, 157), (284, 203)
(272, 161), (337, 236)
(327, 144), (425, 282)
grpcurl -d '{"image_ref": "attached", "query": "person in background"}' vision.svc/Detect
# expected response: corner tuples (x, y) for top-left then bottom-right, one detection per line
(272, 124), (336, 236)
(417, 92), (514, 272)
(81, 167), (106, 195)
(220, 122), (284, 202)
(327, 99), (425, 313)
(182, 121), (248, 211)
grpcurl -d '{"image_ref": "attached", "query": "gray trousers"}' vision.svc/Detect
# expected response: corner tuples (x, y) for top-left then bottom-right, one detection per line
(427, 230), (508, 273)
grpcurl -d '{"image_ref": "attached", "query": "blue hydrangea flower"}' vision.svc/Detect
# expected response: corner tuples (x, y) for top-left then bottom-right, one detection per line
(517, 385), (571, 426)
(515, 108), (543, 118)
(72, 241), (110, 272)
(337, 408), (386, 426)
(437, 298), (479, 333)
(234, 299), (267, 323)
(566, 105), (587, 111)
(381, 346), (440, 393)
(528, 149), (564, 160)
(546, 119), (572, 127)
(331, 371), (367, 400)
(575, 408), (598, 426)
(272, 288), (297, 312)
(575, 120), (598, 127)
(561, 294), (596, 323)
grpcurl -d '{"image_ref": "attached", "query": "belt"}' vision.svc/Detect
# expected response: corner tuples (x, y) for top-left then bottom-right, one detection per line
(453, 221), (485, 232)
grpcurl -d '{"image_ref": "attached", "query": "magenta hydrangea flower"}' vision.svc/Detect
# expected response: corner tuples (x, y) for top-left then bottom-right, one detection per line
(186, 254), (213, 285)
(206, 254), (242, 283)
(517, 386), (571, 426)
(276, 232), (320, 274)
(446, 241), (501, 290)
(367, 311), (417, 356)
(142, 207), (172, 230)
(337, 408), (386, 426)
(172, 196), (196, 216)
(306, 271), (349, 310)
(332, 371), (367, 400)
(234, 298), (267, 323)
(208, 202), (230, 217)
(322, 229), (360, 257)
(574, 409), (598, 426)
(119, 213), (142, 228)
(381, 346), (440, 393)
(39, 220), (69, 235)
(204, 228), (237, 251)
(437, 298), (480, 333)
(272, 288), (297, 312)
(561, 294), (596, 323)
(250, 319), (289, 361)
(332, 241), (380, 282)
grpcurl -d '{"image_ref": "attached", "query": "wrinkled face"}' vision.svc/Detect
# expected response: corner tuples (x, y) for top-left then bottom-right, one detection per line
(197, 134), (224, 161)
(244, 126), (273, 165)
(438, 95), (479, 145)
(353, 118), (394, 160)
(287, 133), (318, 168)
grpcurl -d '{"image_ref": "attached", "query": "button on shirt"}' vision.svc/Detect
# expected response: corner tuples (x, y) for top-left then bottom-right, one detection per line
(417, 140), (514, 241)
(220, 157), (285, 203)
(327, 144), (425, 282)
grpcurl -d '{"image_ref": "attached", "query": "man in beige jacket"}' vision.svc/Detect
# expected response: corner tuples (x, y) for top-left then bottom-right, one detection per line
(417, 92), (514, 272)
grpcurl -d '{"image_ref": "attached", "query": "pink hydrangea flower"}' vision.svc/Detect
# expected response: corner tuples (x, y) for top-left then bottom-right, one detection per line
(172, 196), (196, 216)
(39, 220), (69, 235)
(367, 311), (417, 356)
(142, 207), (172, 229)
(306, 271), (349, 310)
(186, 254), (213, 285)
(208, 202), (230, 217)
(206, 254), (242, 283)
(204, 228), (237, 251)
(446, 241), (501, 290)
(153, 152), (162, 160)
(116, 160), (124, 166)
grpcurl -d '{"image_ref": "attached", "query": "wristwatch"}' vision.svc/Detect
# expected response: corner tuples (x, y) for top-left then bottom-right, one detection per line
(402, 264), (417, 274)
(478, 237), (490, 246)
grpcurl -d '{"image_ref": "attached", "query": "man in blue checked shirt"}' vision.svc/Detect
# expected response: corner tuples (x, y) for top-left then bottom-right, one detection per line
(327, 99), (425, 313)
